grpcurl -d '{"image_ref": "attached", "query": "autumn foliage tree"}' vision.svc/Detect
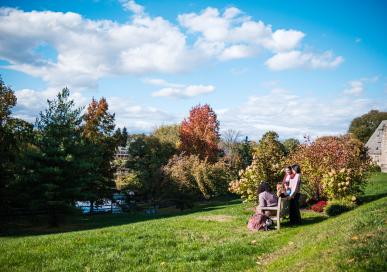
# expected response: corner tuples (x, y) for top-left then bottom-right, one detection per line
(81, 97), (116, 214)
(179, 104), (220, 162)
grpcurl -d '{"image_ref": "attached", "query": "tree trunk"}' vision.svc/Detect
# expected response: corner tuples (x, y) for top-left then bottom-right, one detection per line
(89, 200), (94, 215)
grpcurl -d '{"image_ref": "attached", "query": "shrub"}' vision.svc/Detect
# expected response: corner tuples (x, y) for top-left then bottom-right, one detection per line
(310, 200), (327, 213)
(229, 131), (285, 202)
(321, 168), (367, 200)
(368, 163), (381, 173)
(286, 134), (371, 201)
(325, 199), (357, 216)
(163, 154), (232, 201)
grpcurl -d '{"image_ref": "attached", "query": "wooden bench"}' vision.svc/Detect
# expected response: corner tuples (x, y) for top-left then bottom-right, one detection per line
(259, 197), (289, 230)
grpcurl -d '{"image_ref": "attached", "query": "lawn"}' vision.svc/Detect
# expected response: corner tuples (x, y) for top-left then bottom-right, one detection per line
(1, 173), (386, 272)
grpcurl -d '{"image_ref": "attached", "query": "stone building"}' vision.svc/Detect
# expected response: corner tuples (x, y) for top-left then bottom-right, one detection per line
(365, 120), (387, 172)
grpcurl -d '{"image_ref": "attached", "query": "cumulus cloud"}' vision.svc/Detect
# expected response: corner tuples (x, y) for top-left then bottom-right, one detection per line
(218, 44), (256, 61)
(121, 0), (145, 15)
(107, 96), (178, 131)
(13, 87), (87, 122)
(0, 4), (344, 90)
(218, 88), (380, 140)
(145, 78), (215, 98)
(0, 7), (192, 89)
(12, 86), (177, 132)
(177, 7), (307, 62)
(265, 50), (344, 70)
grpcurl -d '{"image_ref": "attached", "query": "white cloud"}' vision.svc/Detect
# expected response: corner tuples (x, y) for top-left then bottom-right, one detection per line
(12, 86), (177, 133)
(107, 96), (178, 131)
(344, 80), (364, 96)
(152, 84), (215, 98)
(0, 8), (192, 89)
(145, 78), (215, 98)
(265, 50), (344, 70)
(13, 87), (87, 122)
(218, 88), (381, 140)
(121, 0), (145, 15)
(0, 4), (344, 90)
(142, 78), (184, 88)
(218, 44), (256, 61)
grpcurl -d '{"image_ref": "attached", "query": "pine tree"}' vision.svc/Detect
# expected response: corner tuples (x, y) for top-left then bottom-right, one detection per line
(35, 88), (83, 226)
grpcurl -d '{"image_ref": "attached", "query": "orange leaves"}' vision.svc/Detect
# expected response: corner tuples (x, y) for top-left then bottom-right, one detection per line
(179, 104), (220, 162)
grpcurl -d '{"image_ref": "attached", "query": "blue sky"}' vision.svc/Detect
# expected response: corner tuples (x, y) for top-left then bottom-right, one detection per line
(0, 0), (386, 139)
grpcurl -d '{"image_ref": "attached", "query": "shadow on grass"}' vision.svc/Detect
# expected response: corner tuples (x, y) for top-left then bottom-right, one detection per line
(280, 213), (328, 228)
(0, 197), (242, 237)
(358, 192), (387, 204)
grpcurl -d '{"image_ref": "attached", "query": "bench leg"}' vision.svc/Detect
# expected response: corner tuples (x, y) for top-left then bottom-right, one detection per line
(277, 214), (280, 230)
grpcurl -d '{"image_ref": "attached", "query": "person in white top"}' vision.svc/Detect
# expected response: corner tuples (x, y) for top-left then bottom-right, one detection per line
(288, 164), (302, 225)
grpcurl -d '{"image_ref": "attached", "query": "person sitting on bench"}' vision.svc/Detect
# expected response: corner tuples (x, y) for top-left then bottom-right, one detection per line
(256, 181), (278, 216)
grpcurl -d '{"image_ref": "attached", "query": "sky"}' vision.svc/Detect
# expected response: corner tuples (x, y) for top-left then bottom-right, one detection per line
(0, 0), (386, 140)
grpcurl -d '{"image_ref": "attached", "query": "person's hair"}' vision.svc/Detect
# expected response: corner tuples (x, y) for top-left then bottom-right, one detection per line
(285, 166), (292, 172)
(291, 164), (301, 174)
(257, 181), (270, 194)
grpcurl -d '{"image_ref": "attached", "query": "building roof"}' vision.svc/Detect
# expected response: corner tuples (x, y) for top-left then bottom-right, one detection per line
(365, 120), (387, 155)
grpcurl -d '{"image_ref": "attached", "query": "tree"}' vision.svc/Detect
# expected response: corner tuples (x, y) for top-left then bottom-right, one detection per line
(348, 110), (387, 143)
(124, 134), (175, 201)
(81, 97), (116, 214)
(152, 124), (180, 149)
(180, 104), (220, 162)
(0, 77), (17, 211)
(282, 138), (300, 155)
(0, 78), (35, 213)
(35, 88), (83, 226)
(229, 131), (285, 202)
(114, 127), (128, 147)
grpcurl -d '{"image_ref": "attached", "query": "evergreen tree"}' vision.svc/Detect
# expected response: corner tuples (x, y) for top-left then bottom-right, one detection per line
(121, 127), (128, 146)
(35, 88), (83, 226)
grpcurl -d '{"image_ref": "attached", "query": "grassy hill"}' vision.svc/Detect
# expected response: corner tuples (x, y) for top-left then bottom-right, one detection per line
(1, 173), (386, 272)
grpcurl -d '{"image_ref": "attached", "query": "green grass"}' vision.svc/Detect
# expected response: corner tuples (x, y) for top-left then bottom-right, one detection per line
(1, 173), (386, 271)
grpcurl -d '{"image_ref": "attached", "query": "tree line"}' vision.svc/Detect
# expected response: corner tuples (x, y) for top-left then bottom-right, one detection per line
(1, 75), (384, 226)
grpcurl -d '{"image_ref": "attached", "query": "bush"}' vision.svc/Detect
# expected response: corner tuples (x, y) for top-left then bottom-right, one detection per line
(286, 134), (371, 201)
(321, 168), (367, 200)
(162, 154), (232, 201)
(368, 163), (381, 173)
(229, 131), (285, 202)
(311, 200), (327, 213)
(325, 199), (357, 216)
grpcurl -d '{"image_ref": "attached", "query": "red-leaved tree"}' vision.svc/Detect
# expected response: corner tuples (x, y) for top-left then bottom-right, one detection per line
(179, 104), (220, 162)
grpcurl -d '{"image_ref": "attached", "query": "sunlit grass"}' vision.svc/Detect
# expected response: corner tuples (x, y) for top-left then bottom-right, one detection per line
(1, 173), (386, 271)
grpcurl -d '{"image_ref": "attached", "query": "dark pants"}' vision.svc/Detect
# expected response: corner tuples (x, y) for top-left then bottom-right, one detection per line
(289, 193), (301, 224)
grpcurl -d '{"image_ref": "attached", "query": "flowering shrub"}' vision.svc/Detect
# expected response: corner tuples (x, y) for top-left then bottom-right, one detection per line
(311, 200), (327, 213)
(286, 135), (370, 201)
(229, 131), (285, 202)
(321, 168), (366, 200)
